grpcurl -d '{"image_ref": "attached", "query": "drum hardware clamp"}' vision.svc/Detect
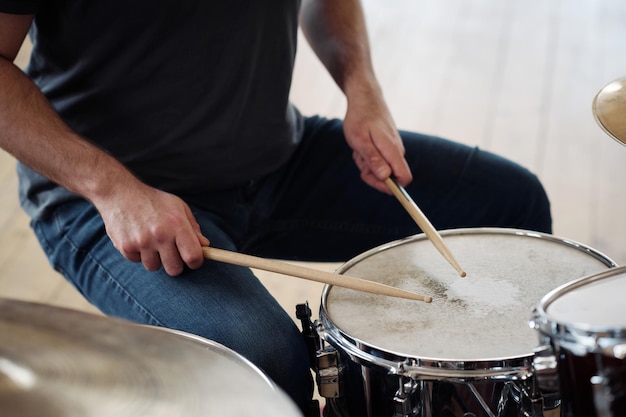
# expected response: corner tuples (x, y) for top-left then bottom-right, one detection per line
(509, 378), (555, 417)
(296, 302), (345, 400)
(316, 348), (345, 399)
(531, 345), (560, 394)
(392, 375), (420, 417)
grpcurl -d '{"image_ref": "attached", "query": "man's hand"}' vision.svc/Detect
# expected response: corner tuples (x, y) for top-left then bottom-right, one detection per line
(96, 183), (209, 276)
(299, 0), (413, 193)
(343, 85), (413, 193)
(0, 12), (209, 277)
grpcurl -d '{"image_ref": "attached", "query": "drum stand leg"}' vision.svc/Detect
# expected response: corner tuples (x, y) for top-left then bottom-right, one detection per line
(507, 378), (549, 417)
(468, 384), (498, 417)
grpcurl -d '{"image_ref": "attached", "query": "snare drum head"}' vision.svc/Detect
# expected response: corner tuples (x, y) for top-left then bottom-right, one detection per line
(323, 229), (614, 363)
(0, 299), (302, 417)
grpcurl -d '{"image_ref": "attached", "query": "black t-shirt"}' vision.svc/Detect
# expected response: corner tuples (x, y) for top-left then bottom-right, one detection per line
(2, 0), (303, 219)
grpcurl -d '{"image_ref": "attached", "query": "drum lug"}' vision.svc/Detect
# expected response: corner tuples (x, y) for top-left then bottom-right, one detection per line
(592, 343), (626, 416)
(602, 343), (626, 360)
(392, 377), (420, 417)
(316, 347), (345, 399)
(591, 370), (626, 417)
(532, 345), (559, 395)
(527, 345), (561, 416)
(591, 375), (613, 417)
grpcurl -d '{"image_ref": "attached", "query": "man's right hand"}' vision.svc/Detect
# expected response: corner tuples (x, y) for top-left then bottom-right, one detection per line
(96, 182), (210, 277)
(1, 12), (209, 277)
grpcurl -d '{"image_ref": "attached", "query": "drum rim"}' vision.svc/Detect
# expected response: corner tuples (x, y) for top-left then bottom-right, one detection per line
(532, 265), (626, 345)
(320, 227), (617, 378)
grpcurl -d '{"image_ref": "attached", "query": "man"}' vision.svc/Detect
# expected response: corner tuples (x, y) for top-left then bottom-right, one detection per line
(0, 1), (551, 413)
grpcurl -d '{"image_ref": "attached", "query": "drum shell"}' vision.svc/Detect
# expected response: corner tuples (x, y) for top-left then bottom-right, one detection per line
(321, 344), (540, 417)
(532, 266), (626, 417)
(554, 349), (626, 417)
(319, 228), (616, 417)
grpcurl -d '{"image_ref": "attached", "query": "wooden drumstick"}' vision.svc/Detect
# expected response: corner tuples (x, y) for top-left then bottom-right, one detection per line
(384, 177), (467, 277)
(202, 247), (432, 303)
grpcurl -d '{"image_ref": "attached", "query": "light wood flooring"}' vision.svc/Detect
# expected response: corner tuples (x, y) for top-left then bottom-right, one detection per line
(2, 0), (626, 333)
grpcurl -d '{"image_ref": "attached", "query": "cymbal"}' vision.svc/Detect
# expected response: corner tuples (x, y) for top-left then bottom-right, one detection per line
(593, 77), (626, 145)
(0, 298), (302, 417)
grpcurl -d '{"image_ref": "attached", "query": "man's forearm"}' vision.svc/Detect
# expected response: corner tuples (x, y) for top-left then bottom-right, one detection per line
(299, 0), (379, 98)
(0, 57), (139, 205)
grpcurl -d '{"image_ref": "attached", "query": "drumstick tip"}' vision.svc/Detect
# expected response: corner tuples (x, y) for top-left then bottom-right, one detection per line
(459, 270), (467, 278)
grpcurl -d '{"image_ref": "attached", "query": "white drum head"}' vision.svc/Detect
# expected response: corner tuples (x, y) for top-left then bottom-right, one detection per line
(323, 228), (614, 363)
(541, 266), (626, 330)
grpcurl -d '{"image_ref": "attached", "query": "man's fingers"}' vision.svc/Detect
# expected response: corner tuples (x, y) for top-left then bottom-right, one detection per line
(103, 190), (209, 276)
(353, 138), (392, 180)
(367, 129), (412, 186)
(176, 232), (205, 271)
(351, 130), (409, 186)
(140, 250), (163, 272)
(184, 203), (210, 247)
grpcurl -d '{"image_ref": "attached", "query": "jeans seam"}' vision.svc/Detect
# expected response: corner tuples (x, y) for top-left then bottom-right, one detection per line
(93, 259), (165, 327)
(37, 213), (166, 327)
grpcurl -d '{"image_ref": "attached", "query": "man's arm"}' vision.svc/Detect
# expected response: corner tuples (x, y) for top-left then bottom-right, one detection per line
(0, 12), (208, 276)
(299, 0), (412, 193)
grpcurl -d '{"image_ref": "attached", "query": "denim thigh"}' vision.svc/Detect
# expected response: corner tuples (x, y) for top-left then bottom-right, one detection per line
(241, 116), (552, 261)
(31, 199), (313, 410)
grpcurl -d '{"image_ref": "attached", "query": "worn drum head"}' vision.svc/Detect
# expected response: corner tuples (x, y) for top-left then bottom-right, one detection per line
(322, 228), (614, 368)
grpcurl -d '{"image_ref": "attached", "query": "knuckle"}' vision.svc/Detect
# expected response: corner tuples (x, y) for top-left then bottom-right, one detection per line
(164, 261), (184, 276)
(145, 263), (161, 272)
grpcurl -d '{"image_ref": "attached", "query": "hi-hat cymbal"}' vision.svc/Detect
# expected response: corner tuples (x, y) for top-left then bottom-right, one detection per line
(0, 298), (302, 417)
(593, 77), (626, 145)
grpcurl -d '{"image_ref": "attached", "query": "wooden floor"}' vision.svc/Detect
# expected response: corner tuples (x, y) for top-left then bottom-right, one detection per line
(2, 0), (626, 334)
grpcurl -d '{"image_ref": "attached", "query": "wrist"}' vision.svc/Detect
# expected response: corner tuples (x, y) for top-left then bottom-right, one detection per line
(74, 153), (142, 208)
(343, 71), (383, 105)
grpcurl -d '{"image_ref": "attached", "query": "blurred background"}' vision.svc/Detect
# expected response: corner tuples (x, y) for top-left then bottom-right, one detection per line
(1, 0), (626, 323)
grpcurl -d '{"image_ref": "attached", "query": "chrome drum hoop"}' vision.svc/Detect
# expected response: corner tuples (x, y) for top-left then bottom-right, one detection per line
(317, 313), (536, 382)
(320, 227), (616, 381)
(532, 266), (626, 354)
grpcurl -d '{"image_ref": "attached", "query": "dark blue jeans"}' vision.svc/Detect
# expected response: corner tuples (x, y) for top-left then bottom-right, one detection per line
(31, 116), (551, 412)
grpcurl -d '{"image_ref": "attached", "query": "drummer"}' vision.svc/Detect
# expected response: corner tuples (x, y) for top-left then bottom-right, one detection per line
(0, 1), (551, 414)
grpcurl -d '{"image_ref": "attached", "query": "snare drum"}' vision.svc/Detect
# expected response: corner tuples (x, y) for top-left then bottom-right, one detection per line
(532, 266), (626, 417)
(315, 228), (615, 417)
